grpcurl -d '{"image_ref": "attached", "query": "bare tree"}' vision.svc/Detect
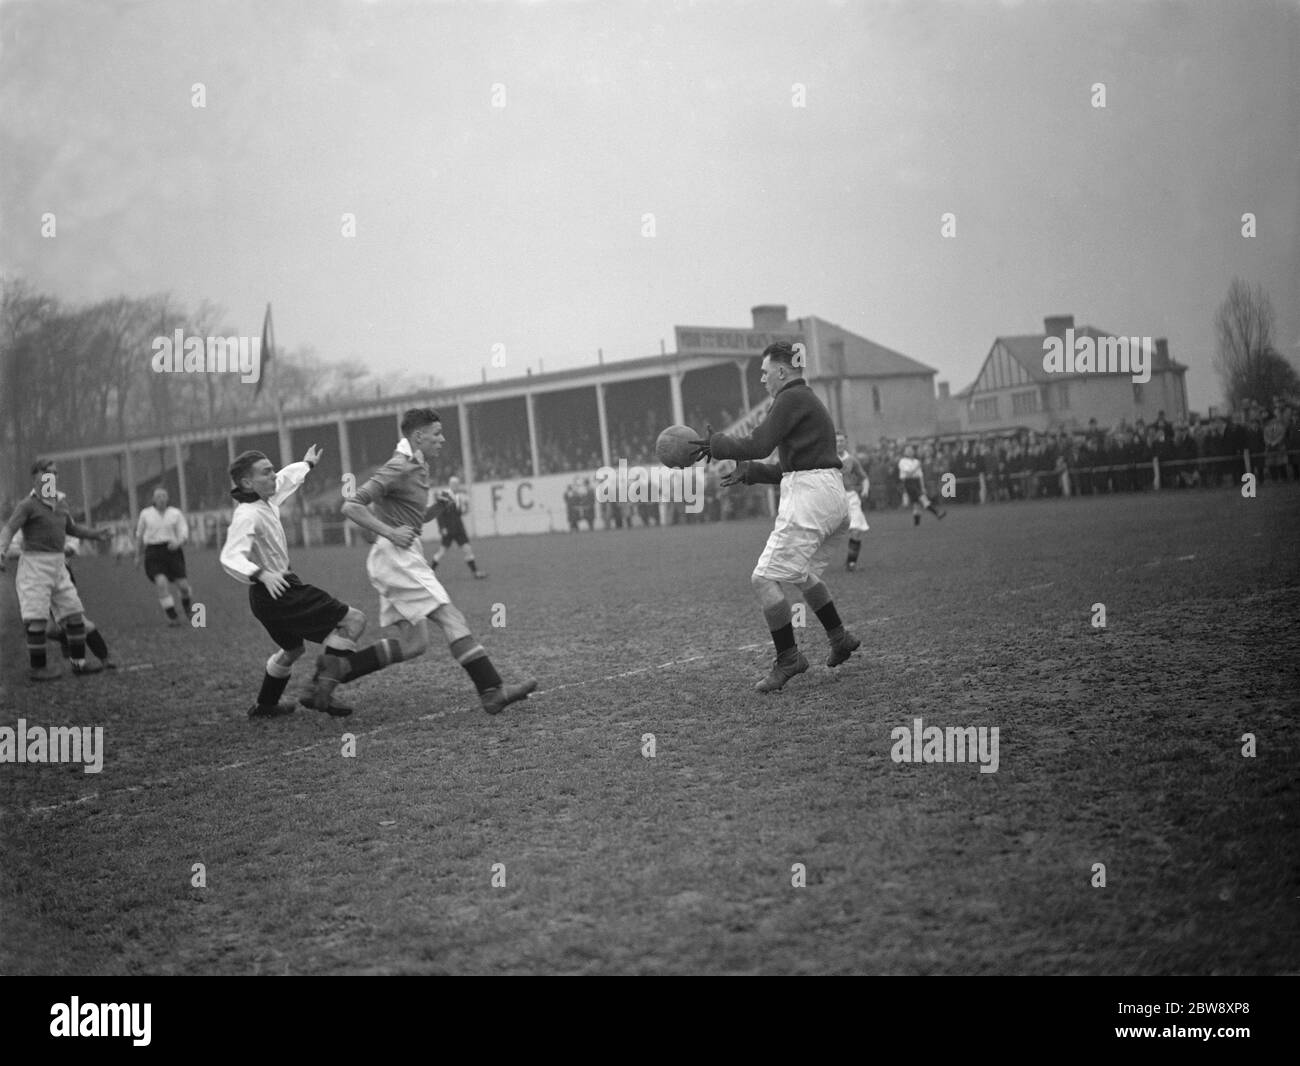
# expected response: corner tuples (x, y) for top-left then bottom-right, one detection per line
(1214, 279), (1298, 409)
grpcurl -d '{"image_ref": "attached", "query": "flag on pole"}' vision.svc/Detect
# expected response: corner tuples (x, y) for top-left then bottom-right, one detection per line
(256, 303), (275, 399)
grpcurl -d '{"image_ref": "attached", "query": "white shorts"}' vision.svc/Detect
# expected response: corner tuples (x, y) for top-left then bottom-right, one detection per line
(754, 470), (849, 584)
(16, 552), (84, 623)
(846, 491), (869, 534)
(366, 538), (450, 628)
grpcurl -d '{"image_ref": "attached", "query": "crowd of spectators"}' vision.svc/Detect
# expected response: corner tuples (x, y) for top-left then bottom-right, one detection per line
(861, 404), (1299, 506)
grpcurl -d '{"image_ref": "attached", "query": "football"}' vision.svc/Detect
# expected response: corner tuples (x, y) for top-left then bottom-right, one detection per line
(655, 424), (701, 468)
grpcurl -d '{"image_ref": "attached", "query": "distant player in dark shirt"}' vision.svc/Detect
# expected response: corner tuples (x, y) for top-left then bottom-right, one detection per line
(429, 476), (486, 578)
(693, 343), (860, 692)
(836, 431), (870, 571)
(0, 460), (111, 680)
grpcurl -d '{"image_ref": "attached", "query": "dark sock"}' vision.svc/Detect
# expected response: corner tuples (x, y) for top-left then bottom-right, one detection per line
(467, 560), (478, 574)
(86, 629), (110, 660)
(182, 597), (193, 615)
(462, 652), (503, 694)
(926, 502), (940, 515)
(770, 623), (796, 655)
(345, 639), (402, 680)
(27, 630), (47, 669)
(256, 672), (291, 707)
(165, 605), (178, 619)
(815, 602), (843, 634)
(65, 618), (87, 661)
(847, 537), (861, 563)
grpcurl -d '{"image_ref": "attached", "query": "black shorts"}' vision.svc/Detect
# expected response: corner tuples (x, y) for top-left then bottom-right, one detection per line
(902, 477), (925, 501)
(440, 525), (469, 548)
(249, 572), (350, 652)
(144, 544), (187, 582)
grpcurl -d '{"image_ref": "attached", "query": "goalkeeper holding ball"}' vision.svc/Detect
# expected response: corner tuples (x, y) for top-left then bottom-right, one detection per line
(691, 342), (860, 692)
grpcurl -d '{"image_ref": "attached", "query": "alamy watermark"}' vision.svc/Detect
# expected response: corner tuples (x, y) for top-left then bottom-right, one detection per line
(0, 719), (103, 773)
(890, 716), (999, 773)
(50, 998), (150, 1046)
(1042, 329), (1151, 383)
(151, 329), (262, 383)
(594, 459), (704, 514)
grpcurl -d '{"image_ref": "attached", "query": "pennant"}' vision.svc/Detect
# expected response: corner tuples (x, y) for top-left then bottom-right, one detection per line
(256, 303), (275, 398)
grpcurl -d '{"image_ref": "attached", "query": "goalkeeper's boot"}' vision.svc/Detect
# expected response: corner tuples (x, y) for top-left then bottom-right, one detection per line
(480, 678), (537, 715)
(826, 629), (861, 668)
(755, 649), (808, 693)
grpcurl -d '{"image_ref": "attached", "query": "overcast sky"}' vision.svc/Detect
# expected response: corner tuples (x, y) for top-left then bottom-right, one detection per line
(3, 0), (1297, 414)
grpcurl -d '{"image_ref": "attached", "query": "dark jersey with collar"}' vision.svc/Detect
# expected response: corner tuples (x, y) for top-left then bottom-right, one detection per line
(4, 493), (83, 553)
(350, 451), (430, 532)
(709, 378), (841, 479)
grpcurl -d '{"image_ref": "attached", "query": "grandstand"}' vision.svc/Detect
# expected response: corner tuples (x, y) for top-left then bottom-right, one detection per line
(36, 305), (941, 541)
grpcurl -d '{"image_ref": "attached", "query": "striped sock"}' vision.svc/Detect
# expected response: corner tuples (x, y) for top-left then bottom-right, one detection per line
(344, 639), (403, 680)
(450, 637), (502, 693)
(27, 628), (47, 669)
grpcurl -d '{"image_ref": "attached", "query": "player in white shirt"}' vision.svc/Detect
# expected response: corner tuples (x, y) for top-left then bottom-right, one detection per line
(135, 488), (194, 625)
(835, 433), (870, 570)
(898, 444), (946, 526)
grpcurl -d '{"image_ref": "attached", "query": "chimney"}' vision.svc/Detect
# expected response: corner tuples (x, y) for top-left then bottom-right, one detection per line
(938, 381), (950, 400)
(751, 304), (788, 330)
(1043, 315), (1074, 339)
(1155, 338), (1168, 365)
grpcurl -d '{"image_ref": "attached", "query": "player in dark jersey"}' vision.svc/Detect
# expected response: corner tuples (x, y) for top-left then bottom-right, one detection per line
(341, 409), (534, 715)
(429, 477), (487, 578)
(694, 343), (861, 693)
(0, 461), (112, 680)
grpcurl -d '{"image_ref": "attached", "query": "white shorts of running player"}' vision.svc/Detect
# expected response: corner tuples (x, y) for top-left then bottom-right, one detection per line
(754, 470), (850, 584)
(16, 552), (84, 622)
(366, 537), (450, 628)
(846, 491), (869, 534)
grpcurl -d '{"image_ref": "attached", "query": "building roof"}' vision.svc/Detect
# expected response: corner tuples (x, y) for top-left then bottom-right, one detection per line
(994, 327), (1185, 383)
(807, 316), (937, 377)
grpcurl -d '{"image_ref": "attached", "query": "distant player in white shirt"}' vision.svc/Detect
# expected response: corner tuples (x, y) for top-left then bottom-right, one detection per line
(835, 432), (870, 571)
(898, 444), (946, 526)
(135, 488), (194, 625)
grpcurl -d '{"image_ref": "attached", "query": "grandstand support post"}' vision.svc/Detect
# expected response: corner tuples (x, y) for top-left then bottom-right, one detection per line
(459, 403), (474, 484)
(123, 445), (139, 526)
(594, 382), (611, 468)
(226, 434), (236, 467)
(174, 439), (189, 513)
(1242, 448), (1251, 479)
(669, 370), (685, 428)
(525, 392), (540, 478)
(337, 416), (354, 547)
(1152, 457), (1160, 491)
(79, 456), (91, 525)
(736, 360), (750, 413)
(979, 472), (987, 505)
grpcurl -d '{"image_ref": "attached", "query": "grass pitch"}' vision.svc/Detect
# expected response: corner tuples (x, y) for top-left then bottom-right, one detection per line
(2, 485), (1297, 975)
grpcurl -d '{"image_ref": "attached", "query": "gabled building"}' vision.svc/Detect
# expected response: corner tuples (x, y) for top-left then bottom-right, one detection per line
(960, 315), (1189, 433)
(683, 305), (937, 443)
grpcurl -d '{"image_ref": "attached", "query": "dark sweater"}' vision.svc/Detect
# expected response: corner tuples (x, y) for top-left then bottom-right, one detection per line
(710, 378), (841, 484)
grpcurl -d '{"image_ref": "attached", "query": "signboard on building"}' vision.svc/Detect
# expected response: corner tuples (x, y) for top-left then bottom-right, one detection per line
(674, 326), (803, 356)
